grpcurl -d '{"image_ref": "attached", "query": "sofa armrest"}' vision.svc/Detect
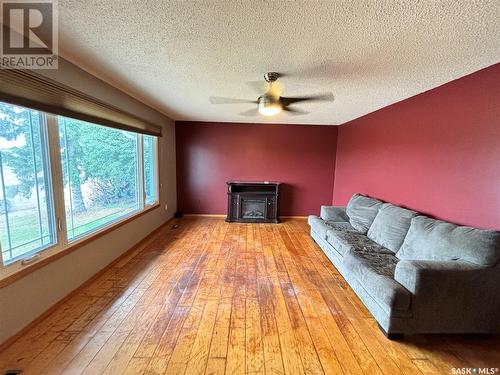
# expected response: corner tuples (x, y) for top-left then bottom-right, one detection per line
(320, 206), (348, 222)
(394, 259), (500, 332)
(394, 260), (484, 294)
(394, 260), (499, 297)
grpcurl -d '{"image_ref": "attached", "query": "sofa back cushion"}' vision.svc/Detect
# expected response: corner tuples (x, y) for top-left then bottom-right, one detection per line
(397, 216), (500, 266)
(346, 193), (384, 234)
(367, 203), (418, 253)
(320, 206), (349, 222)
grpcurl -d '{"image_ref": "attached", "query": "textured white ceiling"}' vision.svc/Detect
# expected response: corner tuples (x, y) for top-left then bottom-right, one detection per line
(58, 1), (500, 125)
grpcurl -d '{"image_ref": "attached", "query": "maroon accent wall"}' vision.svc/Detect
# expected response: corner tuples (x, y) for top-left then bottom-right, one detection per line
(333, 63), (500, 229)
(176, 122), (337, 216)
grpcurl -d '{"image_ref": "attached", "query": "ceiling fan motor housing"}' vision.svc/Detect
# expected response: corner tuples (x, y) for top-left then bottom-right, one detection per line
(264, 72), (280, 82)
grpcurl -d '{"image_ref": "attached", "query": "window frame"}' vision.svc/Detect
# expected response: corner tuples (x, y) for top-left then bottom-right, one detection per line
(0, 111), (59, 266)
(143, 135), (160, 208)
(0, 109), (161, 282)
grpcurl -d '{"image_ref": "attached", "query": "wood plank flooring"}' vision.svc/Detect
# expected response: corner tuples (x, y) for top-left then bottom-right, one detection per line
(0, 217), (499, 374)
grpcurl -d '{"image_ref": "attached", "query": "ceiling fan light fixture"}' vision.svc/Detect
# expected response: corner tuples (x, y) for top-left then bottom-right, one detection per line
(209, 71), (333, 118)
(258, 95), (282, 117)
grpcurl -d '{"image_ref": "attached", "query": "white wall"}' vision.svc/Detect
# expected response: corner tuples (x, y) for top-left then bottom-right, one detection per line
(0, 58), (176, 344)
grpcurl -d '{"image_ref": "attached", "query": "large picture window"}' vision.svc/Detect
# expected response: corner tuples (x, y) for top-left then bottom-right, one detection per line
(0, 100), (160, 273)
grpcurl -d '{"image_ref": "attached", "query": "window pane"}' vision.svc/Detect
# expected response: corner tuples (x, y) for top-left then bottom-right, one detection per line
(143, 135), (158, 205)
(58, 117), (140, 240)
(0, 102), (55, 264)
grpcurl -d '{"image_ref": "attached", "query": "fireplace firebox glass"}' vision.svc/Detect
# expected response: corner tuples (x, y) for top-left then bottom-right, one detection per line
(241, 199), (266, 219)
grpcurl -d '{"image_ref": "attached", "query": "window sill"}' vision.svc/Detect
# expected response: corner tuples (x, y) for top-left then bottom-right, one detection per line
(0, 203), (160, 289)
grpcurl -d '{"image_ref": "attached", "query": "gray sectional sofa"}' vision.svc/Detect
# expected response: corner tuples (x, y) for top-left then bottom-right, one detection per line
(308, 193), (500, 338)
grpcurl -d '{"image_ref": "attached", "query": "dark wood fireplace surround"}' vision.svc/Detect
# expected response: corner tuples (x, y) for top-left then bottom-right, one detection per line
(226, 181), (280, 223)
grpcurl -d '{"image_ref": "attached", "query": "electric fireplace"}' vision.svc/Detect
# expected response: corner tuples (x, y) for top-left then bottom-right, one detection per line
(226, 181), (280, 223)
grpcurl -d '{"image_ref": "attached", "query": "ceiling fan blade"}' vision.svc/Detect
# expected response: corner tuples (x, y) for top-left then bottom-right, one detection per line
(283, 107), (309, 116)
(209, 96), (256, 104)
(281, 92), (334, 106)
(239, 108), (259, 116)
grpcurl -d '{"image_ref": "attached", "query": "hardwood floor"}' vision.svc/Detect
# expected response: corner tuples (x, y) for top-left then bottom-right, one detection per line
(0, 217), (499, 374)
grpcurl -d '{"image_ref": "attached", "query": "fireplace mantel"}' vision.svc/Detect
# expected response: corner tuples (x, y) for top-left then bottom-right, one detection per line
(226, 181), (281, 223)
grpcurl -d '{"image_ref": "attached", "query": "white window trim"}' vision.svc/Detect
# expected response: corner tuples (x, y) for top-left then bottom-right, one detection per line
(145, 135), (160, 208)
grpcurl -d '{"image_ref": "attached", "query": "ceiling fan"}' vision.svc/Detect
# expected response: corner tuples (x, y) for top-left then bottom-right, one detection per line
(209, 72), (334, 117)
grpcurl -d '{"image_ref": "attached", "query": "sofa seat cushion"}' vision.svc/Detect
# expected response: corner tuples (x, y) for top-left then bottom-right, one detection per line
(367, 203), (418, 253)
(344, 251), (411, 312)
(398, 216), (500, 267)
(308, 215), (356, 240)
(326, 229), (393, 257)
(346, 193), (384, 234)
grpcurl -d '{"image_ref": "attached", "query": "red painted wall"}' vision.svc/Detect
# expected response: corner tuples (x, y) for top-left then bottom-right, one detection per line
(333, 63), (500, 229)
(176, 122), (337, 216)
